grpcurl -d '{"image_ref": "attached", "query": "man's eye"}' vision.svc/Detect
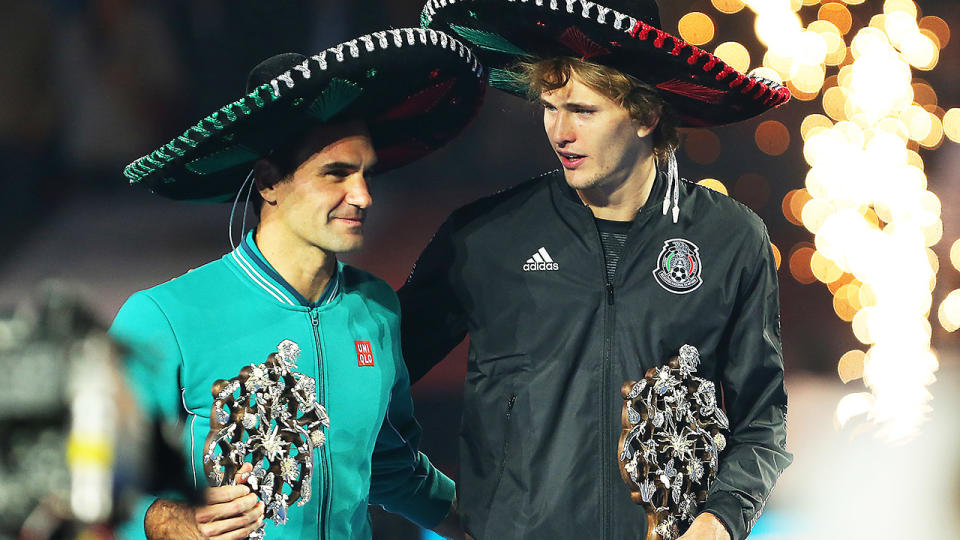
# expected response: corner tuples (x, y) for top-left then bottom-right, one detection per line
(326, 169), (351, 178)
(575, 109), (595, 115)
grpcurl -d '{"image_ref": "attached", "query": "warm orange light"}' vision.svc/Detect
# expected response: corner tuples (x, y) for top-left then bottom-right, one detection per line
(911, 82), (937, 108)
(905, 149), (924, 171)
(811, 251), (843, 284)
(919, 113), (944, 148)
(883, 0), (918, 19)
(679, 12), (716, 47)
(755, 120), (791, 156)
(782, 190), (801, 226)
(771, 243), (782, 270)
(919, 16), (950, 48)
(791, 64), (826, 94)
(786, 81), (820, 102)
(860, 207), (881, 229)
(823, 33), (848, 66)
(697, 178), (728, 195)
(819, 3), (853, 35)
(683, 129), (722, 164)
(714, 42), (751, 74)
(711, 0), (745, 15)
(837, 350), (866, 383)
(823, 86), (849, 121)
(789, 189), (813, 226)
(943, 108), (960, 143)
(801, 114), (834, 140)
(789, 245), (817, 284)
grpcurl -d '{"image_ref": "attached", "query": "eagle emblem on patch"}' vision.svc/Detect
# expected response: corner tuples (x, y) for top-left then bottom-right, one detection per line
(653, 239), (703, 294)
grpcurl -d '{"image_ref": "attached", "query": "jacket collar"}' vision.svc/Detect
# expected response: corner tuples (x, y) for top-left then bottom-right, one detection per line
(228, 230), (341, 308)
(550, 167), (670, 220)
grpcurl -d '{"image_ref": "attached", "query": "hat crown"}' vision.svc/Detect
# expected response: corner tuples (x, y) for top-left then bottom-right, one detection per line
(245, 53), (307, 93)
(602, 0), (661, 28)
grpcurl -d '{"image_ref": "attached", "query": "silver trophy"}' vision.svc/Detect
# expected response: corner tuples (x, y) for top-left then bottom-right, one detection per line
(617, 345), (729, 540)
(203, 339), (329, 539)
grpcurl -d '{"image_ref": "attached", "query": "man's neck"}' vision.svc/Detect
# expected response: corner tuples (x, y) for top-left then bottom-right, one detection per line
(576, 154), (658, 222)
(254, 225), (337, 304)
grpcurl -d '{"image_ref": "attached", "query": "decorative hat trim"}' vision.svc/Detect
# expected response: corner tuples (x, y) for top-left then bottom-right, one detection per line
(421, 0), (791, 123)
(123, 27), (484, 187)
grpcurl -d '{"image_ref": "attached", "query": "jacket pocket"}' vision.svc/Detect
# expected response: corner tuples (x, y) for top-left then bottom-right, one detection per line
(485, 392), (518, 510)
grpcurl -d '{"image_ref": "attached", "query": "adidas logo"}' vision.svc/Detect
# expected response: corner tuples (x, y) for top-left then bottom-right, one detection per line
(523, 247), (559, 271)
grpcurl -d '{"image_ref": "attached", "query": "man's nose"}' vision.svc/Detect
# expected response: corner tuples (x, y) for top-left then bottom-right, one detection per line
(548, 112), (576, 146)
(346, 174), (373, 208)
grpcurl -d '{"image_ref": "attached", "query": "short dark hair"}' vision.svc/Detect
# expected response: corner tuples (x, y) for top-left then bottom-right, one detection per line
(515, 57), (681, 159)
(250, 126), (319, 214)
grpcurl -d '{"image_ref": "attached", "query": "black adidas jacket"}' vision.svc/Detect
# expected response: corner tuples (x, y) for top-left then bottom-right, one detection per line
(398, 170), (793, 540)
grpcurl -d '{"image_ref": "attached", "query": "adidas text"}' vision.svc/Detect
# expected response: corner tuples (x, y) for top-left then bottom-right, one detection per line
(523, 262), (559, 271)
(523, 247), (559, 271)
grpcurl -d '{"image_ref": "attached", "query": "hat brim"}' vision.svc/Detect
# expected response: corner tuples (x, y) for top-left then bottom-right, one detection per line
(124, 28), (486, 201)
(420, 0), (790, 127)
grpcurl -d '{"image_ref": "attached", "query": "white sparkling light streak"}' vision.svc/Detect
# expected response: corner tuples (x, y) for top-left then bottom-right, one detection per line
(731, 0), (944, 440)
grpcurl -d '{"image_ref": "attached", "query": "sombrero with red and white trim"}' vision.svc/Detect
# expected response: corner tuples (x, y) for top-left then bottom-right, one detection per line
(419, 0), (790, 126)
(123, 28), (486, 201)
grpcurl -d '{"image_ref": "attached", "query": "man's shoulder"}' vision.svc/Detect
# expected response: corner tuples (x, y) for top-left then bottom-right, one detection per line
(683, 178), (769, 241)
(340, 264), (400, 313)
(447, 169), (560, 230)
(141, 257), (235, 303)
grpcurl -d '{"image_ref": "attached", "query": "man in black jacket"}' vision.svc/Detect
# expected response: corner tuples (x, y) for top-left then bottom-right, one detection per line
(400, 1), (794, 539)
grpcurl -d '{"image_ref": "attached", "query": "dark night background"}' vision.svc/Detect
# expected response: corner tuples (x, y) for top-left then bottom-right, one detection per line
(1, 1), (958, 538)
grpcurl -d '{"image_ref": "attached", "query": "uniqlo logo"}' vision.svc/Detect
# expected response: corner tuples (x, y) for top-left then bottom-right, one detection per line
(355, 341), (374, 367)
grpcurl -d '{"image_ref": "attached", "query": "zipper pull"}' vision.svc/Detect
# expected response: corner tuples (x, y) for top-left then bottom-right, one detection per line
(606, 283), (615, 305)
(310, 310), (319, 327)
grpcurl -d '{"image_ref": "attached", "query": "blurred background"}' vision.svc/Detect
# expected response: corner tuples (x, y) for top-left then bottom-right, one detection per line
(0, 0), (958, 538)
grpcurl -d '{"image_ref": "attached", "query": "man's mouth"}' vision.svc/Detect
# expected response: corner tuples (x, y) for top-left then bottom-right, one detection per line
(557, 150), (586, 169)
(332, 215), (365, 226)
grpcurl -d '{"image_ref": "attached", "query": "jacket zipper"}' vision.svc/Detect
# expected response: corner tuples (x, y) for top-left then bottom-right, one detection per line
(311, 310), (330, 540)
(594, 221), (616, 540)
(487, 393), (518, 510)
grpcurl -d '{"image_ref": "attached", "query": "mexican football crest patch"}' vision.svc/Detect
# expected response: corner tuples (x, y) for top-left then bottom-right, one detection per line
(653, 239), (703, 294)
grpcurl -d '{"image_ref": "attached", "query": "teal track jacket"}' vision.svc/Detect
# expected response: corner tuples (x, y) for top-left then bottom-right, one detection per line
(109, 231), (454, 539)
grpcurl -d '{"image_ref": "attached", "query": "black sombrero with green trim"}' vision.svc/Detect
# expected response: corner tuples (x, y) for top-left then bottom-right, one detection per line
(123, 28), (486, 201)
(419, 0), (790, 127)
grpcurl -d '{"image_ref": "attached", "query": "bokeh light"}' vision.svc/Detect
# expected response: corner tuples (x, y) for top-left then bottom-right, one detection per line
(837, 350), (866, 383)
(683, 129), (722, 164)
(919, 15), (950, 48)
(711, 0), (746, 15)
(755, 120), (791, 156)
(942, 108), (960, 143)
(718, 0), (947, 440)
(819, 3), (853, 34)
(697, 178), (728, 195)
(714, 41), (751, 73)
(678, 12), (716, 46)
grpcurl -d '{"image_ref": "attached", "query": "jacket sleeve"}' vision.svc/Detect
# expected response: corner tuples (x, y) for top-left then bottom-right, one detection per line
(397, 217), (468, 383)
(108, 291), (185, 540)
(368, 324), (456, 529)
(700, 229), (794, 540)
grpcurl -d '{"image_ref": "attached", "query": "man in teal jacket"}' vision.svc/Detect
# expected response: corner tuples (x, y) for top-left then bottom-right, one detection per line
(110, 31), (486, 540)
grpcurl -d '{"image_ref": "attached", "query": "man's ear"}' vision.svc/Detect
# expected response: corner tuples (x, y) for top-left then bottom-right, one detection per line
(253, 158), (282, 206)
(636, 113), (660, 139)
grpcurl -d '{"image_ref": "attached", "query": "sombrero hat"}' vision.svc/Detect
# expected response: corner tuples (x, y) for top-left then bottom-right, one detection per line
(419, 0), (789, 126)
(123, 28), (486, 201)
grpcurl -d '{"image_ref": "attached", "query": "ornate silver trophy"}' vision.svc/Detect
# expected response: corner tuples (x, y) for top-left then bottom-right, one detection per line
(617, 345), (729, 540)
(203, 339), (329, 539)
